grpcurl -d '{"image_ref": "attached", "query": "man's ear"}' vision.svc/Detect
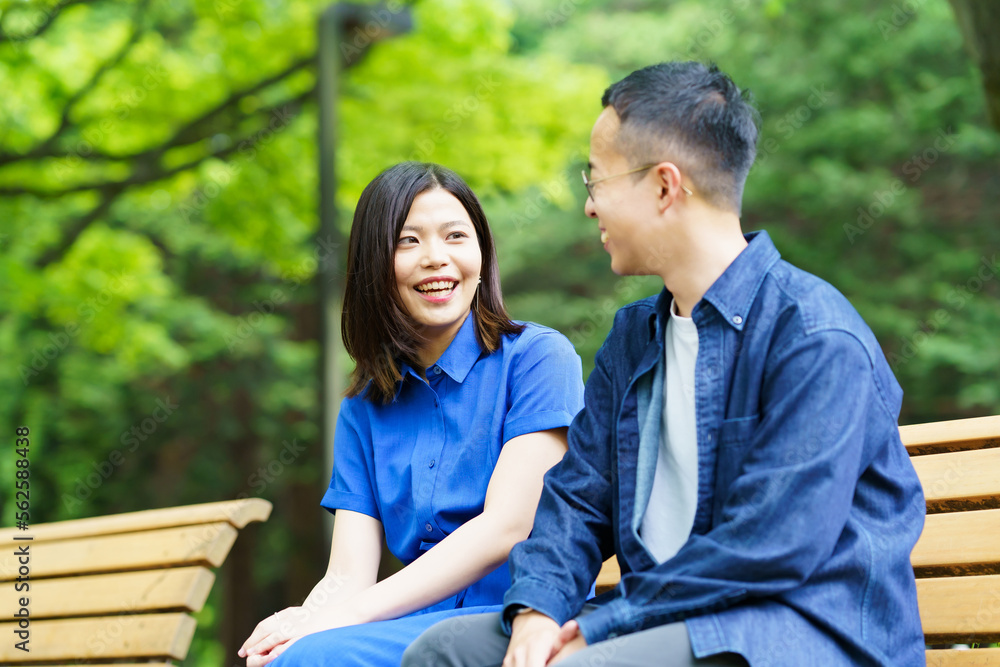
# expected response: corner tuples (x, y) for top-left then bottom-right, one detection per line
(653, 162), (686, 213)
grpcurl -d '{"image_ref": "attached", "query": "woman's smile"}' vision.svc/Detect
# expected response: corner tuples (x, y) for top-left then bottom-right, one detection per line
(413, 277), (460, 302)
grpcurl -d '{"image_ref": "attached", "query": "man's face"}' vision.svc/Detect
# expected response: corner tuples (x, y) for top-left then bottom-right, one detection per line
(585, 107), (660, 276)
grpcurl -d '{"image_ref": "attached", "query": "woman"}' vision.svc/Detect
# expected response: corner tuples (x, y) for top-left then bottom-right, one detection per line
(239, 163), (585, 666)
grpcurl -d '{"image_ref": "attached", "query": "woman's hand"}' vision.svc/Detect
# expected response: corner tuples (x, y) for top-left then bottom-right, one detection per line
(239, 605), (362, 666)
(238, 512), (382, 665)
(239, 607), (302, 666)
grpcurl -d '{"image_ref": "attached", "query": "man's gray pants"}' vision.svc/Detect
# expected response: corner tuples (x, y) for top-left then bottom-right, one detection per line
(401, 606), (748, 667)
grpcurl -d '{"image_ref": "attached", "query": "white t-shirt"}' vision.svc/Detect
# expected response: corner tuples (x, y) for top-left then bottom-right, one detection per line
(639, 299), (699, 563)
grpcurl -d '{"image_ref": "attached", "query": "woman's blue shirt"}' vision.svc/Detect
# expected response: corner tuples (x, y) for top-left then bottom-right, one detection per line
(322, 314), (585, 610)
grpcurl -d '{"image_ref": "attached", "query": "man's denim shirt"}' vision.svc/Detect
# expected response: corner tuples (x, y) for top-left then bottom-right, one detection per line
(503, 231), (926, 666)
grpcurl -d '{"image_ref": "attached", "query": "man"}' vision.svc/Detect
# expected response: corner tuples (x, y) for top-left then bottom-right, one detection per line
(403, 61), (925, 666)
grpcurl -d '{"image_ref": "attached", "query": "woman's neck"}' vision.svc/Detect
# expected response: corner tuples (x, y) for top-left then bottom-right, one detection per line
(416, 344), (447, 370)
(414, 311), (471, 370)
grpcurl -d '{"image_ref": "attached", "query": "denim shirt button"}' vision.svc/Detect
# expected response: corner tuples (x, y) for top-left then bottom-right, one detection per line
(733, 315), (743, 325)
(425, 523), (433, 532)
(433, 365), (442, 375)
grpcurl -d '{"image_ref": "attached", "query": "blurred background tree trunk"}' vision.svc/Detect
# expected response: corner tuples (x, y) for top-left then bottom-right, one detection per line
(948, 0), (1000, 128)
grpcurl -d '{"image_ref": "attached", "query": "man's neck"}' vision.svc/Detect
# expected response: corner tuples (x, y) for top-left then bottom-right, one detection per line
(660, 213), (747, 318)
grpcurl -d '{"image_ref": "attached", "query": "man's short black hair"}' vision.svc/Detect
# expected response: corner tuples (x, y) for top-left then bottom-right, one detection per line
(601, 61), (760, 214)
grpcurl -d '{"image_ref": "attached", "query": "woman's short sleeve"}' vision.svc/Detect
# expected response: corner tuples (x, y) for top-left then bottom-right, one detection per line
(502, 329), (585, 443)
(321, 397), (381, 521)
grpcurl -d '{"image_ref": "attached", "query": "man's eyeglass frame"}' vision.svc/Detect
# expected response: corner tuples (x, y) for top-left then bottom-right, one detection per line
(581, 163), (693, 201)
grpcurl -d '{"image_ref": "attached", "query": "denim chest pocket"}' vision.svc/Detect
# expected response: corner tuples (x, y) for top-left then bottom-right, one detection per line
(718, 414), (760, 448)
(713, 414), (761, 520)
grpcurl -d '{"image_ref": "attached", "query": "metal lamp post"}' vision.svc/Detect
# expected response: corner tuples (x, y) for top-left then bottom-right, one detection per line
(317, 2), (412, 535)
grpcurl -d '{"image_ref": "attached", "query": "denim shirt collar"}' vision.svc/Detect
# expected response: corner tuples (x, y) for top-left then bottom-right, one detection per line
(399, 313), (482, 386)
(697, 230), (781, 331)
(648, 230), (781, 344)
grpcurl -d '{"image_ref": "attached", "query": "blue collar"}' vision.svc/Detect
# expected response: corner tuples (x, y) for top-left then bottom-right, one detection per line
(399, 313), (483, 385)
(650, 230), (781, 340)
(699, 230), (780, 331)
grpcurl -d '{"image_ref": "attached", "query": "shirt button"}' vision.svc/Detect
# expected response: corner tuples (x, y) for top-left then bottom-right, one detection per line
(432, 365), (442, 375)
(733, 315), (743, 325)
(425, 523), (433, 532)
(429, 459), (435, 468)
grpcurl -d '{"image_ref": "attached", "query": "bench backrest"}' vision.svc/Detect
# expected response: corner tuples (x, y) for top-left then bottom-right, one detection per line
(0, 498), (271, 666)
(907, 416), (1000, 665)
(594, 416), (1000, 665)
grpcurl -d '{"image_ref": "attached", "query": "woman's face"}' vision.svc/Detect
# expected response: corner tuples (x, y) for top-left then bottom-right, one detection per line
(394, 188), (483, 347)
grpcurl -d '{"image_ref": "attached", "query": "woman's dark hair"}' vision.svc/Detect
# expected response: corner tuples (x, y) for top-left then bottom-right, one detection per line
(601, 61), (760, 214)
(342, 162), (524, 404)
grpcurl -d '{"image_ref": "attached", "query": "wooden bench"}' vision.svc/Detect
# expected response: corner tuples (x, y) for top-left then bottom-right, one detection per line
(595, 415), (1000, 665)
(0, 498), (271, 666)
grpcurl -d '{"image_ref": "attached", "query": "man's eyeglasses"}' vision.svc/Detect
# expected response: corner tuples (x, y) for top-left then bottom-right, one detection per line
(581, 164), (693, 201)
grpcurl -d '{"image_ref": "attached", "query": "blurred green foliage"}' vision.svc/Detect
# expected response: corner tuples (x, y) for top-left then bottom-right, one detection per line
(1, 0), (998, 662)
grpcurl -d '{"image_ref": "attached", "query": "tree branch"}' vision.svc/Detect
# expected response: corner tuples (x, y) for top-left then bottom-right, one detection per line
(0, 86), (314, 199)
(0, 0), (149, 167)
(27, 88), (315, 268)
(0, 54), (314, 168)
(162, 56), (314, 152)
(33, 188), (120, 268)
(0, 0), (93, 45)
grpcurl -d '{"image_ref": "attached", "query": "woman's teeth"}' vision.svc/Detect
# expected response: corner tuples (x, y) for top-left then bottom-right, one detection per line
(600, 231), (608, 244)
(416, 281), (456, 294)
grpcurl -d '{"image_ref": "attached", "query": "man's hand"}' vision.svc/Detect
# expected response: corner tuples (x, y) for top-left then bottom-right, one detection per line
(549, 620), (587, 664)
(502, 610), (564, 667)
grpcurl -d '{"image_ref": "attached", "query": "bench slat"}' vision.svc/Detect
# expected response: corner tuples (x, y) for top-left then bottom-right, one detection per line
(918, 574), (1000, 643)
(0, 566), (215, 619)
(0, 612), (195, 662)
(926, 648), (1000, 666)
(0, 498), (271, 544)
(596, 557), (620, 596)
(596, 509), (1000, 591)
(0, 523), (237, 581)
(912, 448), (1000, 513)
(903, 416), (1000, 456)
(913, 509), (1000, 577)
